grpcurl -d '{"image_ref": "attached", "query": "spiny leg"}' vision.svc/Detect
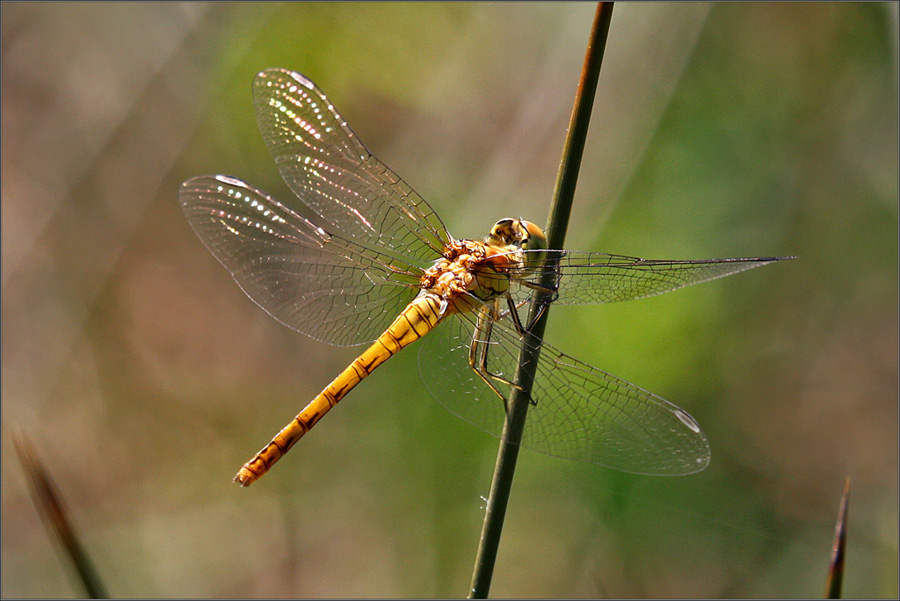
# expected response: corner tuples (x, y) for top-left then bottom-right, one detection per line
(499, 294), (548, 407)
(517, 281), (559, 331)
(467, 302), (529, 413)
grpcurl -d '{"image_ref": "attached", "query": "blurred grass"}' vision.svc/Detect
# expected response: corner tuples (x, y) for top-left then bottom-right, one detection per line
(825, 478), (850, 598)
(13, 432), (108, 598)
(2, 3), (897, 598)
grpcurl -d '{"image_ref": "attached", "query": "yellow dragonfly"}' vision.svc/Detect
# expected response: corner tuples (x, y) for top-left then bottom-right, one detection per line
(180, 69), (789, 487)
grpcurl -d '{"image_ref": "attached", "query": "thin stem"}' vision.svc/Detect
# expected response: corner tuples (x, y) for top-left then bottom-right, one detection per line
(468, 3), (614, 598)
(825, 478), (850, 598)
(13, 432), (109, 599)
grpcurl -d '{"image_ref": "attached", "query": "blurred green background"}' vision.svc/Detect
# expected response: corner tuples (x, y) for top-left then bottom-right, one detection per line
(2, 2), (897, 597)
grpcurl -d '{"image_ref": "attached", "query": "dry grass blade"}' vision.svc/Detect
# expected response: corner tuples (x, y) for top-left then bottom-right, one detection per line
(13, 432), (109, 599)
(825, 477), (850, 598)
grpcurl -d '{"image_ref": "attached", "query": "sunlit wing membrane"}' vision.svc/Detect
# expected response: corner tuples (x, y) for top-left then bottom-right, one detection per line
(419, 301), (710, 475)
(253, 69), (451, 262)
(180, 174), (422, 346)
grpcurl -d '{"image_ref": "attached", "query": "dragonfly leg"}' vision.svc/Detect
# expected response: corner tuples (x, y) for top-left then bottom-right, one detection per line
(521, 279), (558, 298)
(516, 282), (559, 331)
(503, 293), (549, 340)
(499, 295), (545, 407)
(502, 295), (528, 336)
(469, 350), (512, 411)
(468, 303), (527, 412)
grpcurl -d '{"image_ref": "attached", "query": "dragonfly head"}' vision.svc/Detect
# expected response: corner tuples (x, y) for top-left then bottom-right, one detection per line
(487, 218), (547, 251)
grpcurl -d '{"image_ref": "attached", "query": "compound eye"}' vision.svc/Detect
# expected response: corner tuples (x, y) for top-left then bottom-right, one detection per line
(520, 220), (548, 250)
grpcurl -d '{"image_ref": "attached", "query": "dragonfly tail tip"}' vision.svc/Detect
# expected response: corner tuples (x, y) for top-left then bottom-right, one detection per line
(233, 470), (254, 487)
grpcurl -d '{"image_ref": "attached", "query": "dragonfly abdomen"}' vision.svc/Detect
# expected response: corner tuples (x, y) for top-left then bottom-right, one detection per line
(233, 293), (446, 486)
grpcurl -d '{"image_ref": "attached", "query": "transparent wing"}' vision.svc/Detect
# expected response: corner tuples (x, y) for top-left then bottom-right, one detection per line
(418, 299), (710, 475)
(180, 174), (422, 346)
(501, 250), (793, 307)
(253, 68), (451, 261)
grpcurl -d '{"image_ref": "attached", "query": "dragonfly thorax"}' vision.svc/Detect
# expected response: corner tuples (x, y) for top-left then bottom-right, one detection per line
(421, 238), (520, 304)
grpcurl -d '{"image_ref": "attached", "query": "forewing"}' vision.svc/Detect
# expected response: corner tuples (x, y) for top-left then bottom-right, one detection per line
(253, 69), (451, 261)
(419, 301), (710, 475)
(180, 175), (420, 346)
(504, 250), (791, 307)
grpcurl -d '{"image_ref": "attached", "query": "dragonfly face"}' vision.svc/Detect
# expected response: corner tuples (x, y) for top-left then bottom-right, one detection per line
(180, 68), (792, 485)
(487, 218), (548, 253)
(486, 218), (551, 289)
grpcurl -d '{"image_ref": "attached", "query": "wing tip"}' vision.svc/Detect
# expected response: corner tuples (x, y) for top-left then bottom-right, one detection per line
(254, 68), (316, 91)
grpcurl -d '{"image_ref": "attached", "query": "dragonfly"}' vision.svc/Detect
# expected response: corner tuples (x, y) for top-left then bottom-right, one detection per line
(180, 69), (790, 487)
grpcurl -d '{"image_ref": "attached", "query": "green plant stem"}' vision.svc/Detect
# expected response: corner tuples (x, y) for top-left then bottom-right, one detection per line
(467, 3), (614, 598)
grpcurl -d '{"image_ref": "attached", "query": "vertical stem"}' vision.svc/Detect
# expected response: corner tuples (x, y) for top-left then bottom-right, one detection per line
(468, 3), (614, 598)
